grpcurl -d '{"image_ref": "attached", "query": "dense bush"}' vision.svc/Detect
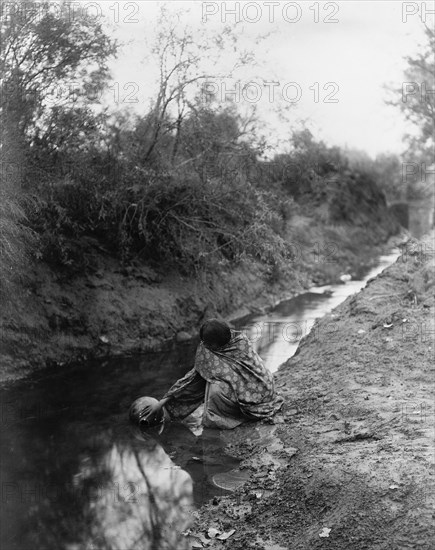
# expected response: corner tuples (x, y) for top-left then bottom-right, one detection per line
(27, 167), (295, 276)
(23, 115), (399, 278)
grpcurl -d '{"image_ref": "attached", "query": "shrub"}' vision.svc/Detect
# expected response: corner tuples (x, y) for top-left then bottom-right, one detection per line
(26, 169), (296, 277)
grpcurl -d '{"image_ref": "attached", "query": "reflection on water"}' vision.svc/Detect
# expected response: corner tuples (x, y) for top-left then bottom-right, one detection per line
(0, 249), (402, 549)
(0, 345), (240, 550)
(75, 438), (193, 550)
(234, 249), (401, 372)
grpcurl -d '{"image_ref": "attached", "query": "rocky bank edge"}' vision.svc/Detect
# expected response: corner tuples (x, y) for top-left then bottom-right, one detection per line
(188, 231), (434, 550)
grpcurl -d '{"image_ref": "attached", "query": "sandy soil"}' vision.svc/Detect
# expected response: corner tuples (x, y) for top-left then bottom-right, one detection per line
(187, 232), (434, 550)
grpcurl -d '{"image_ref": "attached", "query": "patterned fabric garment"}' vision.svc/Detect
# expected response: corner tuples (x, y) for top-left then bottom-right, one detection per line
(163, 331), (284, 423)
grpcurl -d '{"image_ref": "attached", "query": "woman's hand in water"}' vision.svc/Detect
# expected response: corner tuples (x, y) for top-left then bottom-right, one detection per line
(139, 397), (171, 422)
(139, 401), (162, 421)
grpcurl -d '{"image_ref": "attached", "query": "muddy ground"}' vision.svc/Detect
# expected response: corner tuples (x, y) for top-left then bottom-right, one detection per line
(187, 232), (434, 550)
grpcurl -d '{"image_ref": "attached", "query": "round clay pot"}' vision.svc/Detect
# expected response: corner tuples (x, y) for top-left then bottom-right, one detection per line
(129, 396), (164, 428)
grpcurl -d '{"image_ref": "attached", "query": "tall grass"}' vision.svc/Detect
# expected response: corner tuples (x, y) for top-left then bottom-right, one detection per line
(0, 190), (35, 306)
(0, 120), (36, 304)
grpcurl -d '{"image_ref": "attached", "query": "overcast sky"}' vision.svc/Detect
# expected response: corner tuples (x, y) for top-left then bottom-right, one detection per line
(96, 1), (429, 158)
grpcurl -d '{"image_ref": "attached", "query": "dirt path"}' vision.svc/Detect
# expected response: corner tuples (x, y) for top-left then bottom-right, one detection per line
(188, 232), (434, 549)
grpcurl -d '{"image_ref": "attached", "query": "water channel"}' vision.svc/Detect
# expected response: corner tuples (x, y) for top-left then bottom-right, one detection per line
(0, 247), (405, 550)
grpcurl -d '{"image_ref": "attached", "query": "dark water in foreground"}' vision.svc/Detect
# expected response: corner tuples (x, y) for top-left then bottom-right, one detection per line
(0, 248), (406, 550)
(0, 344), (234, 549)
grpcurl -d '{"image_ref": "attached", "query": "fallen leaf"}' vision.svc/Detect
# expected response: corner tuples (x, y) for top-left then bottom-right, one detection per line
(208, 528), (220, 539)
(283, 446), (298, 457)
(217, 529), (236, 541)
(383, 323), (393, 329)
(319, 527), (331, 538)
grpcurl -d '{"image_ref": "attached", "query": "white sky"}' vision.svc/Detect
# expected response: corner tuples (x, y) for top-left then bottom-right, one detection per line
(91, 0), (432, 158)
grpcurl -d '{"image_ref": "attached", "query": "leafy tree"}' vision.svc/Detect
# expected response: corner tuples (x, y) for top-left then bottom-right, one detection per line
(1, 2), (115, 121)
(398, 25), (434, 153)
(0, 0), (116, 287)
(268, 130), (346, 202)
(388, 24), (434, 199)
(1, 0), (116, 175)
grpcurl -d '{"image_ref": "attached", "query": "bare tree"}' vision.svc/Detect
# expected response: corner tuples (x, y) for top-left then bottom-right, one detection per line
(141, 4), (258, 165)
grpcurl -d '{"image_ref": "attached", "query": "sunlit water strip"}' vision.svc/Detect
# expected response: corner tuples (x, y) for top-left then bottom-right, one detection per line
(234, 249), (401, 372)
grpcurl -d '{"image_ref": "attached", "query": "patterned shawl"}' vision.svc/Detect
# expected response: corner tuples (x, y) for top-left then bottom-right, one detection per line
(164, 331), (283, 420)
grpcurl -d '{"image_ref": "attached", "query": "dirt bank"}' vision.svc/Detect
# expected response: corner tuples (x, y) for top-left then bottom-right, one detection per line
(188, 231), (434, 549)
(0, 218), (403, 385)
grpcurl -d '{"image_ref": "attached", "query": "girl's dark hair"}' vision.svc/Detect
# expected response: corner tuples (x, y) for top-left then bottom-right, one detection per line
(200, 318), (231, 348)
